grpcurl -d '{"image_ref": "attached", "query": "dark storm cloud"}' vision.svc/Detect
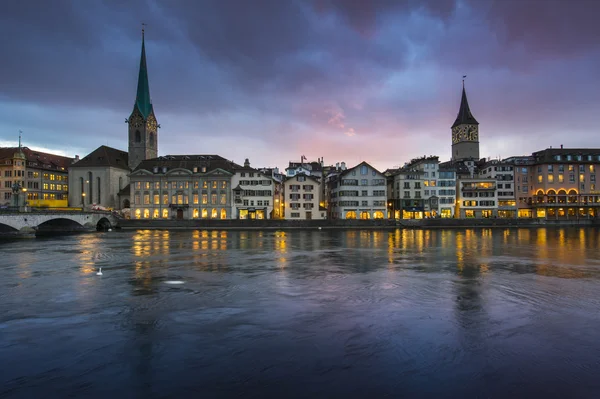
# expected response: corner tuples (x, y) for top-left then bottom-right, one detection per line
(1, 0), (600, 169)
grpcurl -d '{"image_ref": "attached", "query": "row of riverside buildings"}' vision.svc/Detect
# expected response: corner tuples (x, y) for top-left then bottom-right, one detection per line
(2, 32), (600, 221)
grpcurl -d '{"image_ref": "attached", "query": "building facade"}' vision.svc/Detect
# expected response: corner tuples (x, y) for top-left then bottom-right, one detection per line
(1, 144), (72, 208)
(455, 178), (498, 218)
(479, 159), (517, 218)
(231, 159), (275, 219)
(68, 146), (130, 209)
(283, 173), (325, 220)
(129, 155), (238, 220)
(519, 148), (600, 219)
(329, 162), (387, 219)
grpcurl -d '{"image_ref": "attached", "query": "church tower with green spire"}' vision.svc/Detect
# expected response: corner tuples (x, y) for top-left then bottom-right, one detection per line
(451, 81), (479, 162)
(128, 28), (159, 170)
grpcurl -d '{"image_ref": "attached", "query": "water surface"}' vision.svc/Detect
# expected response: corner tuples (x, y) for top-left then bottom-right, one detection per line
(2, 228), (600, 398)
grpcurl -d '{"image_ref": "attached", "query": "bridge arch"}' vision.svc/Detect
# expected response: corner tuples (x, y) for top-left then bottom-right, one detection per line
(0, 222), (19, 233)
(96, 217), (112, 231)
(36, 217), (87, 236)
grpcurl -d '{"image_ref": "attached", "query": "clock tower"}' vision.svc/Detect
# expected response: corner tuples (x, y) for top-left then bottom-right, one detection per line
(451, 82), (479, 162)
(128, 28), (159, 170)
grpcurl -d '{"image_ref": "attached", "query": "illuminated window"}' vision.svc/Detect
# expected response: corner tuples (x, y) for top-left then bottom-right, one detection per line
(548, 174), (554, 183)
(134, 194), (140, 204)
(144, 182), (150, 189)
(580, 174), (585, 183)
(212, 181), (218, 189)
(590, 165), (596, 173)
(360, 211), (370, 219)
(220, 209), (227, 219)
(153, 209), (159, 218)
(203, 181), (208, 189)
(220, 194), (227, 204)
(538, 175), (543, 183)
(193, 209), (199, 218)
(143, 208), (150, 218)
(211, 208), (218, 218)
(202, 194), (208, 204)
(373, 211), (384, 219)
(135, 182), (141, 190)
(202, 208), (208, 218)
(221, 181), (227, 189)
(465, 210), (474, 218)
(153, 194), (159, 204)
(162, 209), (169, 218)
(558, 175), (564, 183)
(345, 211), (357, 219)
(177, 194), (183, 204)
(211, 194), (217, 204)
(163, 194), (169, 204)
(143, 194), (150, 204)
(193, 194), (199, 204)
(135, 209), (141, 219)
(193, 182), (199, 189)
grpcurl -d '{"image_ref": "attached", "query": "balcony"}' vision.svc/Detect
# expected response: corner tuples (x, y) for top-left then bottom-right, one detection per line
(462, 184), (496, 191)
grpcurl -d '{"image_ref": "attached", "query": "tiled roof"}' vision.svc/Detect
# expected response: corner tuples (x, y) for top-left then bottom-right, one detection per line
(70, 145), (129, 170)
(134, 154), (241, 174)
(0, 146), (74, 170)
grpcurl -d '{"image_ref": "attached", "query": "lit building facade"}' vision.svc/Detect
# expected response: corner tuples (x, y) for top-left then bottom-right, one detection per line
(129, 155), (238, 220)
(283, 173), (326, 220)
(456, 178), (498, 218)
(520, 148), (600, 219)
(389, 156), (454, 219)
(231, 159), (276, 219)
(329, 162), (387, 219)
(478, 160), (517, 218)
(1, 145), (72, 208)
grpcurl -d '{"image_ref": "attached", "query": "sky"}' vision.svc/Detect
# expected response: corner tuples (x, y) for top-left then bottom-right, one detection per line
(1, 0), (599, 172)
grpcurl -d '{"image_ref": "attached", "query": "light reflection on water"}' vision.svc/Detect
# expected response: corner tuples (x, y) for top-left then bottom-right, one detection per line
(1, 227), (600, 398)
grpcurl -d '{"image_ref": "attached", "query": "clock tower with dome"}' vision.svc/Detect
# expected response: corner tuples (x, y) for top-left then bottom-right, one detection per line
(127, 27), (159, 170)
(451, 81), (479, 162)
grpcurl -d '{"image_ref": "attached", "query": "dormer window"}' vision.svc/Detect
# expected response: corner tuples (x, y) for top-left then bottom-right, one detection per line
(201, 166), (206, 173)
(193, 167), (198, 173)
(153, 167), (158, 173)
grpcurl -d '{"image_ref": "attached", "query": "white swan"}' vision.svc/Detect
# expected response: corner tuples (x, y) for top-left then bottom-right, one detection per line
(96, 267), (103, 276)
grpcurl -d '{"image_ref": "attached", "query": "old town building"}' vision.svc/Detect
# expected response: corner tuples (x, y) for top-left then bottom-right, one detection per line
(129, 155), (239, 220)
(283, 173), (326, 220)
(328, 161), (387, 219)
(1, 140), (73, 208)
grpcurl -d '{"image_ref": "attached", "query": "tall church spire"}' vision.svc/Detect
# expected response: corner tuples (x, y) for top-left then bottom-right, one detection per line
(128, 25), (159, 170)
(134, 26), (153, 119)
(451, 84), (478, 129)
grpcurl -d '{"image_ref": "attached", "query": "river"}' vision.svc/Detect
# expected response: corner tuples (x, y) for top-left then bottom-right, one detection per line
(1, 228), (600, 398)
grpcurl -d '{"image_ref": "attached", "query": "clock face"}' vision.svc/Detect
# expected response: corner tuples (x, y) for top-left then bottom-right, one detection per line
(130, 113), (143, 129)
(147, 115), (157, 132)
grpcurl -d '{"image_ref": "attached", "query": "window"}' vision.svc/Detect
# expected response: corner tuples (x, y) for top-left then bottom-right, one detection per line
(135, 130), (141, 142)
(558, 175), (564, 183)
(360, 165), (368, 175)
(220, 194), (227, 204)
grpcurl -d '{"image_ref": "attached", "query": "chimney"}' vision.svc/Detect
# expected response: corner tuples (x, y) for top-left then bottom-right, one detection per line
(335, 162), (340, 170)
(244, 158), (250, 168)
(560, 144), (563, 149)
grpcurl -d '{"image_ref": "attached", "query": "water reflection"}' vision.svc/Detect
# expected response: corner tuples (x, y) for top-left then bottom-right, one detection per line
(2, 227), (600, 398)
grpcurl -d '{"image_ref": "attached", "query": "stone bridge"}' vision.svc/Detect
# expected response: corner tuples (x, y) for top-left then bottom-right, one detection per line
(0, 211), (120, 237)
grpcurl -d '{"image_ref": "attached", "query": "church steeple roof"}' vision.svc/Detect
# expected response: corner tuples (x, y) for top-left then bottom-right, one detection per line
(134, 29), (153, 119)
(451, 84), (478, 129)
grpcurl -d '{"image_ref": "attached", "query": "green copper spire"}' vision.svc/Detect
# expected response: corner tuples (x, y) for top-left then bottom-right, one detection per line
(134, 27), (153, 119)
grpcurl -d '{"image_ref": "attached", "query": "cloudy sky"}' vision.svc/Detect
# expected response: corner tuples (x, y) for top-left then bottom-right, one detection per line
(1, 0), (599, 171)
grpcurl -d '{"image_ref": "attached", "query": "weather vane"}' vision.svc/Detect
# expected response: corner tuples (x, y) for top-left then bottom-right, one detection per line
(142, 22), (147, 36)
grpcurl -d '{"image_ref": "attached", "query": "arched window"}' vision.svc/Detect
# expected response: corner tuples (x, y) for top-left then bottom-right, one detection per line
(87, 172), (93, 204)
(119, 176), (123, 190)
(97, 176), (101, 204)
(149, 132), (155, 147)
(135, 130), (141, 143)
(80, 177), (84, 205)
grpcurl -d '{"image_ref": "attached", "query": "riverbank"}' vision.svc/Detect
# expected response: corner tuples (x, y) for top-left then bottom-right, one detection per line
(118, 217), (600, 231)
